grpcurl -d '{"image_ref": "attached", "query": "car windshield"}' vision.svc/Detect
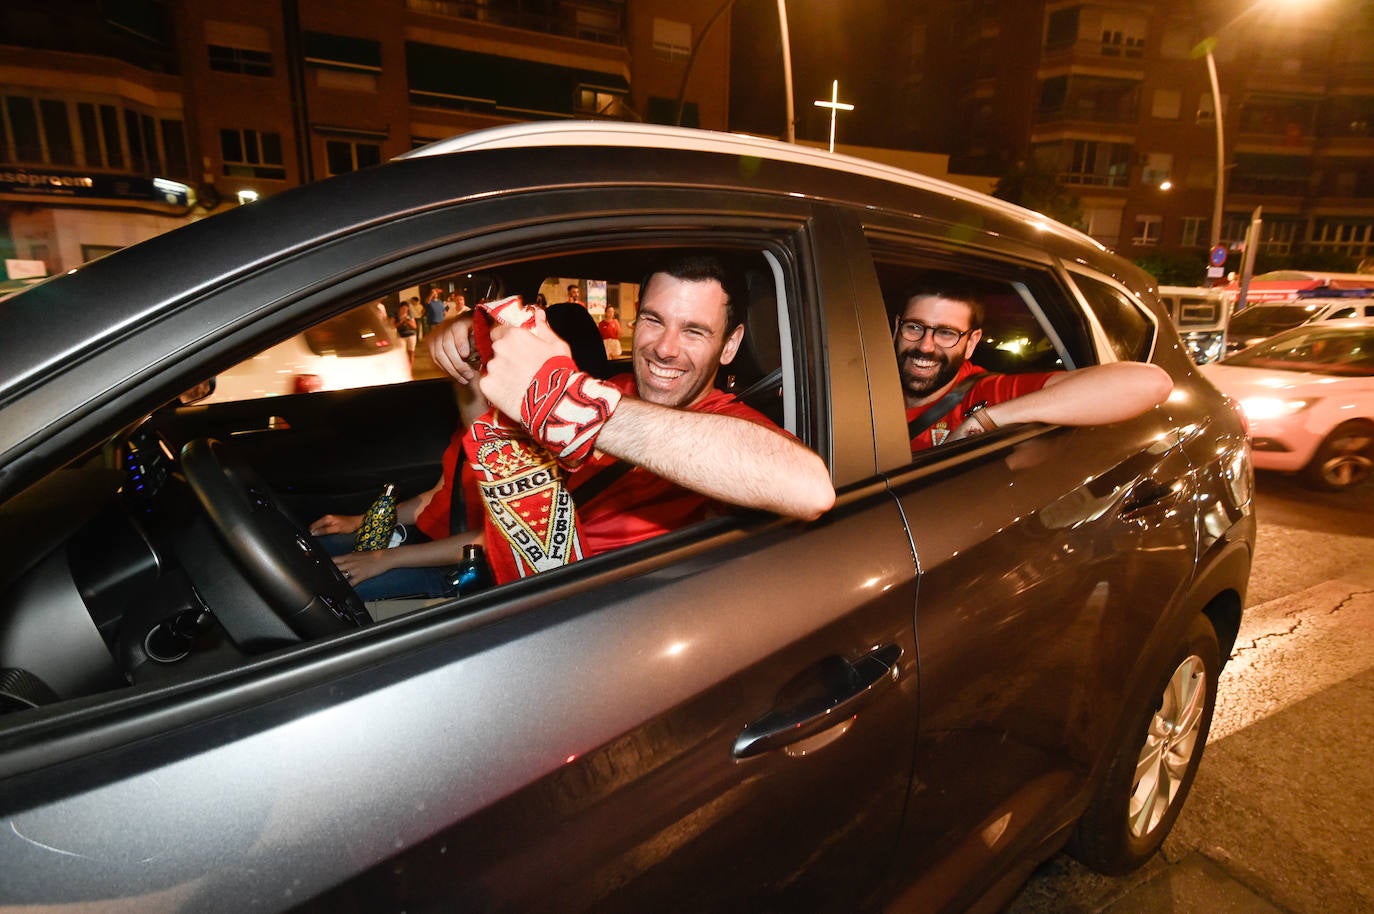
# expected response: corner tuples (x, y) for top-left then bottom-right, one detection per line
(303, 305), (397, 357)
(1227, 303), (1321, 337)
(1224, 326), (1374, 377)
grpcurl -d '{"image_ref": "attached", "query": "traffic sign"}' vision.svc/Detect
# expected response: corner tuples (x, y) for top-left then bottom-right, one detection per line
(1209, 244), (1228, 267)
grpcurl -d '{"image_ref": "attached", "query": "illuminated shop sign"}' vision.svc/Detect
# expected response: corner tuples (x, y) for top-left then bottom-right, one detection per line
(0, 168), (191, 206)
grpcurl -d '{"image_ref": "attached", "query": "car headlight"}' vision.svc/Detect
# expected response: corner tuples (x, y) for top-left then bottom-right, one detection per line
(1238, 396), (1315, 420)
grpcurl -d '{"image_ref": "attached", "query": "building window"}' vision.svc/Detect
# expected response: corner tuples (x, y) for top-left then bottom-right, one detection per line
(1100, 11), (1147, 58)
(575, 87), (629, 118)
(2, 95), (179, 175)
(1064, 140), (1132, 187)
(1079, 205), (1123, 246)
(1133, 215), (1162, 246)
(325, 139), (381, 176)
(1141, 152), (1172, 187)
(303, 32), (382, 74)
(653, 18), (691, 63)
(1310, 220), (1374, 257)
(209, 45), (274, 76)
(221, 128), (286, 180)
(39, 99), (75, 165)
(1180, 216), (1208, 247)
(1151, 89), (1181, 120)
(3, 96), (44, 163)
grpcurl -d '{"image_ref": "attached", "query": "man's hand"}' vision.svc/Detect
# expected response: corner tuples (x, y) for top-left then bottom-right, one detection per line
(947, 415), (987, 442)
(309, 513), (362, 536)
(427, 314), (481, 386)
(480, 309), (574, 419)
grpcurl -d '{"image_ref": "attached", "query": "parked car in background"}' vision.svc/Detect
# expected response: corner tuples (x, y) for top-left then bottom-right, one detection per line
(1158, 284), (1229, 364)
(203, 302), (411, 402)
(0, 122), (1253, 914)
(1225, 294), (1374, 355)
(1203, 318), (1374, 490)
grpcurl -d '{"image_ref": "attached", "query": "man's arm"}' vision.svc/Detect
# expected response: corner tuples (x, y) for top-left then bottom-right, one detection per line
(593, 400), (835, 521)
(950, 362), (1172, 440)
(475, 315), (835, 522)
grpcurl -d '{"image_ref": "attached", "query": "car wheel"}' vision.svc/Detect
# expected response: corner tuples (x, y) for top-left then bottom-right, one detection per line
(1303, 420), (1374, 491)
(1069, 614), (1219, 875)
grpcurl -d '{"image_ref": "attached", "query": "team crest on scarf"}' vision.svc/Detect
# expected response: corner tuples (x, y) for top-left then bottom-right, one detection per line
(468, 411), (584, 578)
(931, 423), (950, 446)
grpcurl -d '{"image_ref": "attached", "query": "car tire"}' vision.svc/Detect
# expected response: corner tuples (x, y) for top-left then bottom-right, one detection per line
(1302, 420), (1374, 491)
(1068, 614), (1220, 876)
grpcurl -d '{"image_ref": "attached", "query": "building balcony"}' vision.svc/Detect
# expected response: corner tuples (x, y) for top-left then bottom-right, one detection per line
(404, 0), (626, 47)
(1227, 174), (1310, 197)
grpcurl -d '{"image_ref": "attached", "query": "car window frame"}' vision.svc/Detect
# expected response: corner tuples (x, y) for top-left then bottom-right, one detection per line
(843, 212), (1105, 471)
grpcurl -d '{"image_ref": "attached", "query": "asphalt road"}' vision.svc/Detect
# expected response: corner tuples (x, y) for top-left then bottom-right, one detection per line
(1006, 472), (1374, 914)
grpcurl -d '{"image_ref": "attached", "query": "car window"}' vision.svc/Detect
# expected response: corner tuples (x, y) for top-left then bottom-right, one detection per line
(1069, 272), (1155, 362)
(2, 236), (809, 728)
(1225, 325), (1374, 376)
(861, 233), (1103, 461)
(1227, 303), (1318, 337)
(203, 302), (412, 403)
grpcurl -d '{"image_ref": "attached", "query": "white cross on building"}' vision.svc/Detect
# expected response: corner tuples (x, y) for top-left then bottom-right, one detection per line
(813, 80), (854, 153)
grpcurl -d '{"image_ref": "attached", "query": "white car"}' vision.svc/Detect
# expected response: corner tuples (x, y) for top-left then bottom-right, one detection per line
(1202, 318), (1374, 489)
(203, 303), (412, 402)
(1224, 296), (1374, 355)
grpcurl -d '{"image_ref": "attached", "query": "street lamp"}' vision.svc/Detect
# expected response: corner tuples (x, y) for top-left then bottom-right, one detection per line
(1192, 1), (1320, 278)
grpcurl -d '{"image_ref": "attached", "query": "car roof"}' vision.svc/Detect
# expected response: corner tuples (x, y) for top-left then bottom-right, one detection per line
(402, 121), (1105, 252)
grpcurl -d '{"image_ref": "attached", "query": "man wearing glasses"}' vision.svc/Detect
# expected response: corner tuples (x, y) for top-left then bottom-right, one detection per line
(896, 279), (1173, 451)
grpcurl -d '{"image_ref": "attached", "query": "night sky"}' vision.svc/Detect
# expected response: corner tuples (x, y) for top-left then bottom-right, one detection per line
(728, 0), (897, 148)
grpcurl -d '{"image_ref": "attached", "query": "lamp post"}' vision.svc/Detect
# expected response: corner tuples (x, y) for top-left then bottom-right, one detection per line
(675, 0), (795, 143)
(1200, 38), (1226, 256)
(1192, 1), (1316, 281)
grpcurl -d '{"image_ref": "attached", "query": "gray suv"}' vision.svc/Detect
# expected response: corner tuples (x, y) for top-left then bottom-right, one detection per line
(0, 123), (1253, 913)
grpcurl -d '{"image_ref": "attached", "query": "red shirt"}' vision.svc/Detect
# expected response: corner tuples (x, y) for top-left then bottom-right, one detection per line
(907, 362), (1056, 451)
(569, 374), (784, 557)
(415, 430), (482, 540)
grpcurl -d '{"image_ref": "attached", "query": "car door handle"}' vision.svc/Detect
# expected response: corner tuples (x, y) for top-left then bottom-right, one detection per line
(1121, 477), (1183, 517)
(733, 643), (903, 759)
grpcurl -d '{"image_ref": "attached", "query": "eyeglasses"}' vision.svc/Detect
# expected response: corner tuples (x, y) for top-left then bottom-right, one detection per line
(896, 320), (972, 348)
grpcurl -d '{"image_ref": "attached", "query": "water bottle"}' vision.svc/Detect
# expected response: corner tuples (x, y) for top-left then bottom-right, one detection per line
(353, 483), (397, 552)
(447, 543), (494, 596)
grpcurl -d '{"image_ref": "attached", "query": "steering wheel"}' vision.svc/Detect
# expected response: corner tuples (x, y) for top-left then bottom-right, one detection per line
(180, 438), (371, 640)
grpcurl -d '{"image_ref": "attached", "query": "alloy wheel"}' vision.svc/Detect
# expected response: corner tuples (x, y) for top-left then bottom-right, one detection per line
(1128, 654), (1208, 839)
(1317, 430), (1374, 489)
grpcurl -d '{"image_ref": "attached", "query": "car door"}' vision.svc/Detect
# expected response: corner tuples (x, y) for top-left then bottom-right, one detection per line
(834, 212), (1199, 913)
(0, 190), (920, 913)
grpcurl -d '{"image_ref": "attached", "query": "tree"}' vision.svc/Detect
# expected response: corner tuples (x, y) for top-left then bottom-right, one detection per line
(993, 158), (1082, 229)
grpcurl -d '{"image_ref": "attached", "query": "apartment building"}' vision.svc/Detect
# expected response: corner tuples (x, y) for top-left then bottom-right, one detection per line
(0, 0), (730, 275)
(900, 0), (1374, 270)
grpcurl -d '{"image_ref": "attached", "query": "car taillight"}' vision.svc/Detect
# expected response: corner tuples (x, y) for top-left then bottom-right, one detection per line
(294, 374), (324, 394)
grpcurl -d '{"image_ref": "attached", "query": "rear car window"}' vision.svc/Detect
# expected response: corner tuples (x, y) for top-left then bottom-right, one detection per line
(1227, 304), (1316, 337)
(1070, 273), (1154, 362)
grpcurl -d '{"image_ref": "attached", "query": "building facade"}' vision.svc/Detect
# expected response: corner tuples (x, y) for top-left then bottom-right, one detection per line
(0, 0), (731, 276)
(897, 0), (1374, 274)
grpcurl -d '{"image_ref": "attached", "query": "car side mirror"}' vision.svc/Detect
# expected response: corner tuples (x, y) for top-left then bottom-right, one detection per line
(178, 378), (216, 405)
